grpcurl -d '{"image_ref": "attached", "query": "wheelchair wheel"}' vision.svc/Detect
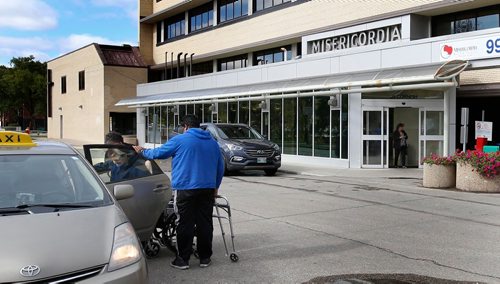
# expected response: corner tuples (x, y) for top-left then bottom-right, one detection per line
(160, 213), (178, 254)
(144, 239), (161, 258)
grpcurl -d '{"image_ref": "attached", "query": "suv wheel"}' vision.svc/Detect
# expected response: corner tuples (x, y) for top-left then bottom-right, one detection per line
(264, 169), (277, 176)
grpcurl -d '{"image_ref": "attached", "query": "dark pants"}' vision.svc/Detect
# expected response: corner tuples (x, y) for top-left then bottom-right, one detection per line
(394, 146), (407, 167)
(174, 189), (214, 262)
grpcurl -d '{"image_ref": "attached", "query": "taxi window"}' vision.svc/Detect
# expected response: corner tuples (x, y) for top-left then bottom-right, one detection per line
(91, 147), (160, 184)
(0, 155), (112, 209)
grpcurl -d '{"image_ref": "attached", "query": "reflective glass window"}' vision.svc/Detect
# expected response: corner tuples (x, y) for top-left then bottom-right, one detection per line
(228, 102), (238, 123)
(250, 101), (261, 133)
(218, 102), (228, 123)
(270, 99), (282, 149)
(239, 101), (249, 124)
(283, 98), (297, 155)
(298, 97), (312, 156)
(314, 97), (330, 157)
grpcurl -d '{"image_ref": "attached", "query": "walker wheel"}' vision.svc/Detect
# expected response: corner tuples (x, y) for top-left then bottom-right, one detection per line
(230, 253), (239, 262)
(145, 240), (161, 258)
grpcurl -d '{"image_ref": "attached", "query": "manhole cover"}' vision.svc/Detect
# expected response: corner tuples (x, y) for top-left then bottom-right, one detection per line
(304, 274), (483, 284)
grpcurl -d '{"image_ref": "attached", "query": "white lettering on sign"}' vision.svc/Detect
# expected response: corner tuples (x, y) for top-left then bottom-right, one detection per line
(440, 34), (500, 61)
(475, 121), (493, 141)
(309, 25), (402, 54)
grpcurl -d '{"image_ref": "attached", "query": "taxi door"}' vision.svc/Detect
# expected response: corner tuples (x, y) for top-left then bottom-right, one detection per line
(83, 144), (171, 242)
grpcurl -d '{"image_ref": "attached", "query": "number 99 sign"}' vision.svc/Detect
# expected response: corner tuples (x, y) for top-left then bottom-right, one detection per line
(486, 38), (500, 54)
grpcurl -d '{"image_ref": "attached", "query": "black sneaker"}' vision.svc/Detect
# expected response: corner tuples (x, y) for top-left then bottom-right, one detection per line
(200, 258), (211, 268)
(170, 257), (189, 270)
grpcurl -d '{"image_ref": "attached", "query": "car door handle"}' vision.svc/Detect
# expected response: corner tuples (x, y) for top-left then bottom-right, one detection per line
(153, 185), (169, 192)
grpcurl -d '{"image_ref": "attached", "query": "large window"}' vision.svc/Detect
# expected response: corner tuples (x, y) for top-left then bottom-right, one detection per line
(218, 102), (228, 123)
(298, 97), (312, 156)
(314, 97), (330, 157)
(218, 54), (248, 71)
(270, 99), (282, 149)
(156, 21), (163, 44)
(189, 2), (214, 32)
(203, 104), (211, 123)
(254, 0), (290, 12)
(432, 5), (500, 36)
(239, 101), (249, 124)
(250, 101), (261, 133)
(254, 45), (292, 65)
(228, 102), (238, 123)
(192, 61), (213, 76)
(283, 98), (296, 155)
(164, 14), (185, 40)
(219, 0), (248, 23)
(341, 94), (348, 159)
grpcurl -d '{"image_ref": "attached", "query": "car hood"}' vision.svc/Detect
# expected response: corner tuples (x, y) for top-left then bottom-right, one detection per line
(228, 139), (275, 148)
(0, 205), (128, 282)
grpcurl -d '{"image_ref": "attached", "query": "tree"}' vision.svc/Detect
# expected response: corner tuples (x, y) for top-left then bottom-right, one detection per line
(0, 56), (47, 129)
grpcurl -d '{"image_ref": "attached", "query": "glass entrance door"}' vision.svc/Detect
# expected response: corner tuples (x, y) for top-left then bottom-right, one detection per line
(419, 109), (445, 167)
(362, 108), (389, 168)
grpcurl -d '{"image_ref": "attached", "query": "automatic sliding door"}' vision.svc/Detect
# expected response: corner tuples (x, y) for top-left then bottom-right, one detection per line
(362, 109), (385, 168)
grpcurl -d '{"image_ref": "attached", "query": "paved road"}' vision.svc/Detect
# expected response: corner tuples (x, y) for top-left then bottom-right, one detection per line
(145, 169), (500, 283)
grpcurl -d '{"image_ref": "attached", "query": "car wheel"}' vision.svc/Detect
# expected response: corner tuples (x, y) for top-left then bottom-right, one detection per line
(264, 169), (277, 176)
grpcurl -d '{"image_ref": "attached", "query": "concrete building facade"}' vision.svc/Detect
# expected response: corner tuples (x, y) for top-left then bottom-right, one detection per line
(47, 44), (148, 144)
(121, 0), (500, 168)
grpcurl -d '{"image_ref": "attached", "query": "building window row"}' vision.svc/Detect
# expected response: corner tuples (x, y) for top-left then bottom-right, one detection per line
(432, 5), (500, 36)
(219, 0), (248, 23)
(145, 94), (349, 160)
(218, 54), (248, 71)
(254, 45), (292, 65)
(190, 2), (214, 32)
(254, 0), (290, 12)
(156, 0), (296, 44)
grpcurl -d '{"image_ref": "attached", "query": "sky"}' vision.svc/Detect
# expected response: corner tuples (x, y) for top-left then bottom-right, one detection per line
(0, 0), (138, 66)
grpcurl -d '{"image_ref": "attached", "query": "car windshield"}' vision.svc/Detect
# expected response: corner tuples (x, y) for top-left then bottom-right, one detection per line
(0, 154), (112, 210)
(216, 125), (263, 140)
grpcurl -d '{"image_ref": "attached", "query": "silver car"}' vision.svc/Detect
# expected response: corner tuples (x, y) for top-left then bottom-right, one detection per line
(0, 132), (148, 283)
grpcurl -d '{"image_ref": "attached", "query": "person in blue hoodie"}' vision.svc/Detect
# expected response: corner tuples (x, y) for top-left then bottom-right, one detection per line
(133, 114), (224, 270)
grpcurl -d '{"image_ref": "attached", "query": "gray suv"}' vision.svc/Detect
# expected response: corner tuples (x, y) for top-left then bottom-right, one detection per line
(201, 123), (281, 176)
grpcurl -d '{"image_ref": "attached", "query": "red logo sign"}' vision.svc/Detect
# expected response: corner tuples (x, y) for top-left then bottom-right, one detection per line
(441, 44), (453, 59)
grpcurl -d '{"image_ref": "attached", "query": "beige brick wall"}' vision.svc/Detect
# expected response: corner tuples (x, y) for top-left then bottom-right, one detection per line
(103, 66), (148, 133)
(140, 0), (153, 17)
(151, 0), (443, 64)
(47, 45), (105, 144)
(460, 69), (500, 85)
(140, 24), (155, 65)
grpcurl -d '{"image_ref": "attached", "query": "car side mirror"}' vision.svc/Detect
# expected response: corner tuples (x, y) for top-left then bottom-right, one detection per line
(114, 184), (135, 200)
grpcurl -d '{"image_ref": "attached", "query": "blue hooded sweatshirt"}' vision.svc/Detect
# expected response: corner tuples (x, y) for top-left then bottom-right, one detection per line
(141, 128), (224, 190)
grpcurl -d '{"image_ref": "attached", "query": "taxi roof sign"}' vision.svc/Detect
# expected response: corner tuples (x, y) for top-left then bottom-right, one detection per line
(0, 131), (36, 147)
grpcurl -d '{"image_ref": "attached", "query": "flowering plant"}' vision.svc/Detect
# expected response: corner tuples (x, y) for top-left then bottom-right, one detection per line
(422, 153), (456, 166)
(454, 150), (500, 178)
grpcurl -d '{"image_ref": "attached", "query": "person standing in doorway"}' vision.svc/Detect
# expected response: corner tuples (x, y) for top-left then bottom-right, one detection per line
(133, 115), (224, 270)
(393, 123), (408, 168)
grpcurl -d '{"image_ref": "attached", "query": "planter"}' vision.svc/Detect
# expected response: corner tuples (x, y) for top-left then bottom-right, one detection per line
(456, 163), (500, 192)
(423, 163), (456, 188)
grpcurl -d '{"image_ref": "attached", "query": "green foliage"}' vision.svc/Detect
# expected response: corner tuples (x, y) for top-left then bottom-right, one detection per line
(0, 56), (47, 125)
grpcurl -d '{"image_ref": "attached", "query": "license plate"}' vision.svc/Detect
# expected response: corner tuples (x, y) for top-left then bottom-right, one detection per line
(257, 157), (267, 164)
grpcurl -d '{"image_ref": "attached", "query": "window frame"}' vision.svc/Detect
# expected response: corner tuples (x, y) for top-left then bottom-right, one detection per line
(253, 0), (290, 13)
(61, 76), (67, 94)
(218, 0), (248, 24)
(78, 70), (85, 91)
(189, 2), (214, 33)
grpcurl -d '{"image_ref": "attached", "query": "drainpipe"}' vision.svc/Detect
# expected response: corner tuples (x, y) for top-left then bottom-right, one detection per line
(184, 53), (188, 77)
(170, 52), (174, 79)
(190, 53), (195, 76)
(165, 51), (168, 80)
(177, 52), (183, 79)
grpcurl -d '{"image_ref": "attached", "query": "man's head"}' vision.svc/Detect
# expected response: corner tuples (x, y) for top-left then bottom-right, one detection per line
(181, 114), (200, 130)
(109, 148), (128, 166)
(105, 131), (124, 145)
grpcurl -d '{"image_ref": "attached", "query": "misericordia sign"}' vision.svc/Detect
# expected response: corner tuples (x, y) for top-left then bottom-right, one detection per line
(307, 25), (402, 54)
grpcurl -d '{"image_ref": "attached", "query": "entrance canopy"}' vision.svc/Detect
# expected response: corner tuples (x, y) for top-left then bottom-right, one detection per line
(117, 65), (457, 108)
